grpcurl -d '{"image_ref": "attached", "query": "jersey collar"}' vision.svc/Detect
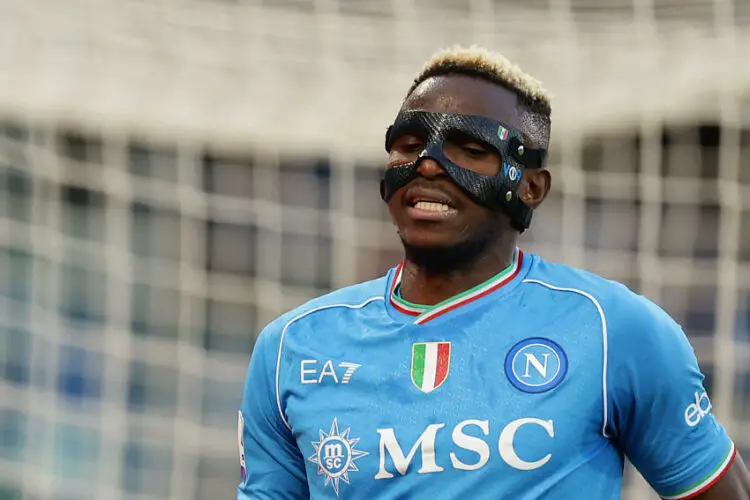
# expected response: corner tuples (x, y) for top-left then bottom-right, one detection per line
(389, 248), (524, 325)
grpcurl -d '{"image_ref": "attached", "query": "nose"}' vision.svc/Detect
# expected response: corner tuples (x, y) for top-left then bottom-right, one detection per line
(415, 157), (446, 178)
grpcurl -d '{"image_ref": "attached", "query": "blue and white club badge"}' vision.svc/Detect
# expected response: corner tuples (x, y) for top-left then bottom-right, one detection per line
(505, 337), (568, 393)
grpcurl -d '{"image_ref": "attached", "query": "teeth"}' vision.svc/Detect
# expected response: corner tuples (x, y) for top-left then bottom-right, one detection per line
(414, 201), (450, 212)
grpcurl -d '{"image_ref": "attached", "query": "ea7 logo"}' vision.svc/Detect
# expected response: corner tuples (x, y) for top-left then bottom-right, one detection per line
(684, 391), (713, 427)
(300, 360), (361, 384)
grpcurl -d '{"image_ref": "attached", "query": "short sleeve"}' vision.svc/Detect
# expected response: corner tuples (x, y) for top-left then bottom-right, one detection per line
(607, 297), (735, 499)
(237, 323), (309, 499)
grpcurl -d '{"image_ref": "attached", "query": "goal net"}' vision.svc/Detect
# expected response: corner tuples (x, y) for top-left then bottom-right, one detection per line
(1, 1), (749, 499)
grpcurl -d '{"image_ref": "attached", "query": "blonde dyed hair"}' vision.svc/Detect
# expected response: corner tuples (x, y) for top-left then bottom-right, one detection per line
(406, 45), (552, 149)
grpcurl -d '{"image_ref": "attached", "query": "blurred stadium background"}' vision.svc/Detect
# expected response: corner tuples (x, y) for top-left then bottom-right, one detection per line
(1, 0), (749, 499)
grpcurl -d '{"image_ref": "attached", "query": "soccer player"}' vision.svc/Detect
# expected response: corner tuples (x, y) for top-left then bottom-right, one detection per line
(237, 46), (750, 499)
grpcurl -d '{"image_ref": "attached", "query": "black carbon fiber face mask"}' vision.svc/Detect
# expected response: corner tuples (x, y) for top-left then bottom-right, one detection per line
(380, 110), (547, 232)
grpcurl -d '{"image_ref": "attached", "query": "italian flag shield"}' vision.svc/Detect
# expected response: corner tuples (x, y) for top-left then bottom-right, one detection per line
(411, 342), (451, 393)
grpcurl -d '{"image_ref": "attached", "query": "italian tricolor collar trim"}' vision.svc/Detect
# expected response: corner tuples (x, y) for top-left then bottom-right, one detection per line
(390, 248), (524, 325)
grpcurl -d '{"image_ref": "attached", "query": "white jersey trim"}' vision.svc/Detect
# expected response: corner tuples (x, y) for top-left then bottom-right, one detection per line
(523, 279), (611, 438)
(275, 296), (385, 431)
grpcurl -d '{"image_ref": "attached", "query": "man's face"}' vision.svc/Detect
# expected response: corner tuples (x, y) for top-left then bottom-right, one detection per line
(386, 75), (526, 259)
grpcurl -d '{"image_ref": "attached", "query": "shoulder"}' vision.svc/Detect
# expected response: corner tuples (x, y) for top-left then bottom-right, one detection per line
(523, 256), (635, 310)
(254, 273), (389, 351)
(524, 256), (682, 344)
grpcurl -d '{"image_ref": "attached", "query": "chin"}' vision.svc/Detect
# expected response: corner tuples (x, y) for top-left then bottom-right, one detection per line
(398, 228), (463, 251)
(400, 232), (491, 274)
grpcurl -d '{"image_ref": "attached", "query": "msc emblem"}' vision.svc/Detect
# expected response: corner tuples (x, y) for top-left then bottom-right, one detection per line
(308, 418), (369, 496)
(505, 338), (568, 393)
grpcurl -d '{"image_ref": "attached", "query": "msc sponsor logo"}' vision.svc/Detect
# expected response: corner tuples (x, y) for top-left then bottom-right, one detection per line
(308, 418), (369, 496)
(505, 338), (568, 393)
(374, 417), (555, 479)
(684, 391), (713, 427)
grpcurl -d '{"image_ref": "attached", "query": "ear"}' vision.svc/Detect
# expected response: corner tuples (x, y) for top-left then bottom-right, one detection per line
(518, 168), (551, 209)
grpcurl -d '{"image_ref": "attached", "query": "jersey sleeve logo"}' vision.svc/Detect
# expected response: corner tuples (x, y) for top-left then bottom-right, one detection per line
(411, 342), (451, 393)
(505, 338), (568, 393)
(684, 390), (713, 427)
(237, 411), (247, 483)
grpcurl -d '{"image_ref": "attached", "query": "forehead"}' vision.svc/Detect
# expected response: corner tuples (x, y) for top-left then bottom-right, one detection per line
(402, 75), (523, 130)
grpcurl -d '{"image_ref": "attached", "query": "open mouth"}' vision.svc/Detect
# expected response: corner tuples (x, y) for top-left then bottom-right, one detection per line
(404, 188), (459, 220)
(411, 200), (453, 213)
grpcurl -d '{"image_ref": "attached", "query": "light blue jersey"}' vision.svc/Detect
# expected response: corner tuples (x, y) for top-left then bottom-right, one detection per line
(238, 250), (735, 499)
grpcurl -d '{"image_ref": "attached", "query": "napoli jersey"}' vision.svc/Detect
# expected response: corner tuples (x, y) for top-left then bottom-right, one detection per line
(237, 250), (735, 500)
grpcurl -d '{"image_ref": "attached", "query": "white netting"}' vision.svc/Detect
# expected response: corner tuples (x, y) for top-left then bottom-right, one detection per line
(0, 1), (748, 499)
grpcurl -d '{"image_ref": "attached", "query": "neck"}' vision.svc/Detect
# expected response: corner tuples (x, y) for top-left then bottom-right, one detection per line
(399, 235), (518, 306)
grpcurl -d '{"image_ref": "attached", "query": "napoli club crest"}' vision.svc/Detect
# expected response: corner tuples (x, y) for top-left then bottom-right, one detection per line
(505, 337), (568, 393)
(411, 342), (451, 393)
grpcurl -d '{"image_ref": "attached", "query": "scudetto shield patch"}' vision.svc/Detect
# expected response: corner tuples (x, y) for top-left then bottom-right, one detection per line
(411, 342), (451, 393)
